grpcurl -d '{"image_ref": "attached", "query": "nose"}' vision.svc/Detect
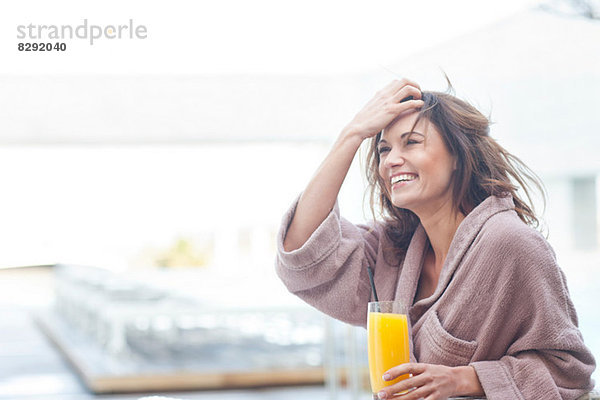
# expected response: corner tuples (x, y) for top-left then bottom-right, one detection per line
(382, 147), (405, 170)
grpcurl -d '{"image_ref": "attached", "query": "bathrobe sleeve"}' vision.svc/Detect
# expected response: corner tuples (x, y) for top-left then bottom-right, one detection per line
(275, 196), (384, 327)
(468, 223), (596, 400)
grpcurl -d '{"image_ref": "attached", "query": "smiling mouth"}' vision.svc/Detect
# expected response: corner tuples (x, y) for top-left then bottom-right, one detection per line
(391, 174), (418, 186)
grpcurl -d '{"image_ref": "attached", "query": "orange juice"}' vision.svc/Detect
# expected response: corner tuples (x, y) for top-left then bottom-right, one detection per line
(367, 311), (410, 393)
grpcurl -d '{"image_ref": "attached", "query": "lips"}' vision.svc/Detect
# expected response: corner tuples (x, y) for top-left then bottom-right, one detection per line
(391, 173), (418, 186)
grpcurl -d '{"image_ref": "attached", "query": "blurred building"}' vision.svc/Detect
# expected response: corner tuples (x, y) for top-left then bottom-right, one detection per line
(1, 7), (598, 262)
(0, 4), (598, 397)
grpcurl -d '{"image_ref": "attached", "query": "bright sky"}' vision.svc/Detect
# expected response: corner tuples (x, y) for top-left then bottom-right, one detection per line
(1, 0), (544, 74)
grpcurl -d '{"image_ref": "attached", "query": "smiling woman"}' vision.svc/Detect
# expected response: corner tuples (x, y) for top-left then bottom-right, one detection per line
(375, 113), (458, 228)
(364, 87), (543, 262)
(275, 77), (596, 399)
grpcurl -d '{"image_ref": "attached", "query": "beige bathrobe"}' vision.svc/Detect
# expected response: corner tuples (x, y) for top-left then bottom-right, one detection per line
(276, 194), (595, 399)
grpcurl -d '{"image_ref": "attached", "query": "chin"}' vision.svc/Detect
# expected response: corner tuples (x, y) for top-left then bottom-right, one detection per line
(390, 197), (416, 211)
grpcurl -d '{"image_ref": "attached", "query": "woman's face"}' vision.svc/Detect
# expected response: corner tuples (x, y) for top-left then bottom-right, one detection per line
(377, 110), (457, 217)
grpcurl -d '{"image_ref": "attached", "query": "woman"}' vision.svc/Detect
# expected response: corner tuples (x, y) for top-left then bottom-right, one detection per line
(275, 78), (596, 399)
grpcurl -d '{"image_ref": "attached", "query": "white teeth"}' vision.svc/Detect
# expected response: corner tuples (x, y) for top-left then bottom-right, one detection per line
(391, 174), (417, 185)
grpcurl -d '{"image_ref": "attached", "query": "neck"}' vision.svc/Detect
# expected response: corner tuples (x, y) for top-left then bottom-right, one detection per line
(416, 203), (465, 273)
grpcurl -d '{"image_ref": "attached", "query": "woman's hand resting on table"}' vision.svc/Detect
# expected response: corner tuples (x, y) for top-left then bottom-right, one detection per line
(376, 363), (484, 400)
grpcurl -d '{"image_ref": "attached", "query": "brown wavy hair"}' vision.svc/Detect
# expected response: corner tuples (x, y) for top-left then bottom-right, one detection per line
(365, 82), (546, 262)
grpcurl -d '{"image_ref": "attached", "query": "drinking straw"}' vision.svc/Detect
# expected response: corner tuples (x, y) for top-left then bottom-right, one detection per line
(367, 266), (379, 302)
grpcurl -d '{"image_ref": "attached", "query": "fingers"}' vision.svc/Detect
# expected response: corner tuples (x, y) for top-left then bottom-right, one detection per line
(389, 78), (421, 92)
(377, 384), (426, 400)
(380, 78), (422, 97)
(374, 79), (423, 112)
(377, 363), (426, 399)
(377, 372), (436, 400)
(347, 78), (424, 140)
(385, 362), (425, 380)
(393, 84), (422, 103)
(402, 77), (421, 91)
(386, 97), (425, 117)
(391, 372), (430, 393)
(383, 80), (424, 115)
(396, 385), (430, 400)
(378, 363), (456, 400)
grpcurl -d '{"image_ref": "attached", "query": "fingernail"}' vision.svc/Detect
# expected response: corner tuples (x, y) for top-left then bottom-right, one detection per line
(382, 373), (391, 381)
(377, 391), (387, 399)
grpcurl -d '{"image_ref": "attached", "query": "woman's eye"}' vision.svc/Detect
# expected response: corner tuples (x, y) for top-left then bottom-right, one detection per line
(378, 147), (390, 154)
(406, 139), (420, 145)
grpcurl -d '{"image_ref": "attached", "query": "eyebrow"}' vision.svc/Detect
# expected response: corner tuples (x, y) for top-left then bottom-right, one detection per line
(378, 131), (424, 144)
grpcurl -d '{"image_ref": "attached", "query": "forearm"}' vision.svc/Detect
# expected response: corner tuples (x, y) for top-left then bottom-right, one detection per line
(283, 79), (424, 252)
(283, 128), (363, 251)
(453, 366), (484, 397)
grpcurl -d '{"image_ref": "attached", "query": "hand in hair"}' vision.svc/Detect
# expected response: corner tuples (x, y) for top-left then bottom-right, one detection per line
(282, 79), (424, 252)
(343, 79), (425, 141)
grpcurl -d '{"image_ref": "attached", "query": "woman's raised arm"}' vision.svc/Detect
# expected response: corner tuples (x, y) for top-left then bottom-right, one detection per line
(283, 79), (424, 251)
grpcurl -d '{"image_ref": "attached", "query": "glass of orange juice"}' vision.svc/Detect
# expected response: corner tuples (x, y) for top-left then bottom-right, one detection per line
(367, 301), (410, 399)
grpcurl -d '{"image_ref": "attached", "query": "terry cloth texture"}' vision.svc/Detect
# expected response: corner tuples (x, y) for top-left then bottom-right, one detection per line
(276, 194), (596, 400)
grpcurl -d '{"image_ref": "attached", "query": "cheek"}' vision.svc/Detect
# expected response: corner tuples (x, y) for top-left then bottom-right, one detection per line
(420, 156), (454, 188)
(434, 163), (455, 190)
(377, 167), (391, 196)
(378, 164), (387, 184)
